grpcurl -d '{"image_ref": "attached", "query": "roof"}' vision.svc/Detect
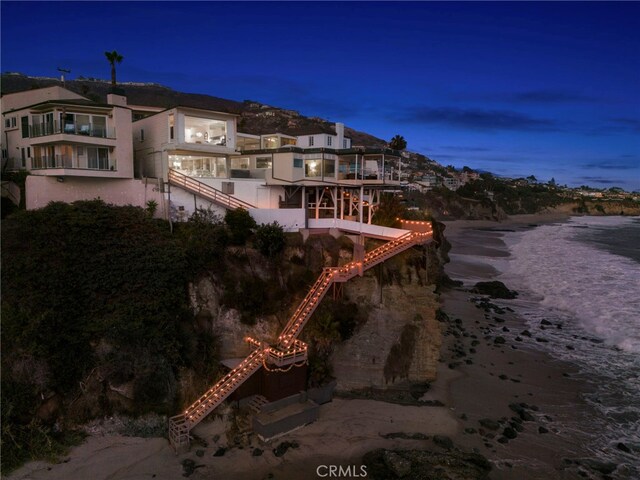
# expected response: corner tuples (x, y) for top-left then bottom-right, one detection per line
(3, 98), (122, 115)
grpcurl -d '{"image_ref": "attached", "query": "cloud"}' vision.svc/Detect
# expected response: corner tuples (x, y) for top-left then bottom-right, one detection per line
(439, 145), (491, 152)
(583, 160), (639, 170)
(609, 117), (640, 133)
(578, 176), (627, 185)
(511, 89), (597, 104)
(392, 106), (557, 131)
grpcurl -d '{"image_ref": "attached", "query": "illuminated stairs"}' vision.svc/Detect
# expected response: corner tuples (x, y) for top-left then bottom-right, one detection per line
(168, 169), (255, 210)
(169, 225), (433, 452)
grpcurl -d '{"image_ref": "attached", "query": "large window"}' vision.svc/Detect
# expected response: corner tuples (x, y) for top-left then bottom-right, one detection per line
(87, 147), (109, 170)
(323, 158), (335, 177)
(184, 116), (226, 145)
(305, 158), (321, 177)
(170, 155), (227, 178)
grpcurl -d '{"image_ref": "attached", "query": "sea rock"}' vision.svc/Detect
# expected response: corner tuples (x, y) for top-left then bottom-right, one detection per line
(479, 419), (500, 431)
(503, 427), (517, 439)
(273, 441), (299, 457)
(433, 435), (454, 450)
(213, 447), (226, 457)
(383, 451), (412, 478)
(494, 336), (506, 345)
(578, 459), (617, 475)
(538, 426), (549, 434)
(616, 442), (630, 453)
(472, 281), (518, 299)
(363, 448), (492, 480)
(252, 448), (264, 456)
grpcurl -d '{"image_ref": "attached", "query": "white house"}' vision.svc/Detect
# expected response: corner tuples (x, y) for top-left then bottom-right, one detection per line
(1, 86), (165, 211)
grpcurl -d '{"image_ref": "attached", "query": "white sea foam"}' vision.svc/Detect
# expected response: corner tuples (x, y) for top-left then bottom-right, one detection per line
(500, 217), (640, 353)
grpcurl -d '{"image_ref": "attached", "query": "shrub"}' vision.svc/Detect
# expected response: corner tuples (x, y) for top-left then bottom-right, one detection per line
(224, 208), (257, 245)
(254, 222), (285, 257)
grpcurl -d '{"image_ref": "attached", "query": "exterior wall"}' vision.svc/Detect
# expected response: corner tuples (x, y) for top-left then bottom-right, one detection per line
(25, 175), (166, 214)
(2, 87), (133, 179)
(134, 107), (239, 179)
(249, 208), (305, 231)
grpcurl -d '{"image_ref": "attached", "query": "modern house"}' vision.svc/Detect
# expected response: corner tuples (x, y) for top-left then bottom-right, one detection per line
(3, 87), (405, 231)
(1, 86), (164, 211)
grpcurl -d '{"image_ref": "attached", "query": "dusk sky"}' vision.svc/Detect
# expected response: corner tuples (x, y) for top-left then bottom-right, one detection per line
(2, 1), (639, 191)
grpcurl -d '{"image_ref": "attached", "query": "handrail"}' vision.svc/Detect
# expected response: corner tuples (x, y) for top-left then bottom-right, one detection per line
(168, 169), (256, 210)
(169, 222), (433, 451)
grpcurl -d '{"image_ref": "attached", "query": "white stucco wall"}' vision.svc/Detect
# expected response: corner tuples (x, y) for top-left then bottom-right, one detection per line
(26, 176), (166, 216)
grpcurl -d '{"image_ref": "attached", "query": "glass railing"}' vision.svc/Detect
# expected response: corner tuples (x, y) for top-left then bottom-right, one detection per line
(31, 155), (117, 171)
(30, 121), (115, 139)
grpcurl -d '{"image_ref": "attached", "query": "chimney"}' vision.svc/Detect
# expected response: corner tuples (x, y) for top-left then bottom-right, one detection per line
(107, 93), (127, 107)
(335, 122), (344, 149)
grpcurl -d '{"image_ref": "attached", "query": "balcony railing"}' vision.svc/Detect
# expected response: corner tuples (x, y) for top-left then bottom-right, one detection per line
(30, 121), (115, 139)
(31, 155), (117, 171)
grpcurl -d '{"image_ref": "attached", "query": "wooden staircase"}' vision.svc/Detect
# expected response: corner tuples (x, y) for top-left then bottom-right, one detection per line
(168, 169), (256, 210)
(169, 225), (432, 451)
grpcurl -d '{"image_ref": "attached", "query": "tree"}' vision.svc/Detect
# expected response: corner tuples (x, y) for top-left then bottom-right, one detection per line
(389, 134), (407, 151)
(104, 50), (123, 86)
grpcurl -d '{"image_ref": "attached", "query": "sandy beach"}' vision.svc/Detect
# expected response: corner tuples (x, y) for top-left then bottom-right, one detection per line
(7, 214), (610, 480)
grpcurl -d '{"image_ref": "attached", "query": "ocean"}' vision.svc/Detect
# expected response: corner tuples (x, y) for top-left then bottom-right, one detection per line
(493, 216), (640, 478)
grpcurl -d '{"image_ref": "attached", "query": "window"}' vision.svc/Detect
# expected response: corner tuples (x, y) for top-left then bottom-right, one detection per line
(256, 157), (272, 169)
(27, 147), (31, 158)
(5, 117), (17, 129)
(323, 158), (335, 177)
(327, 136), (332, 146)
(21, 148), (26, 167)
(184, 116), (226, 145)
(87, 147), (109, 170)
(293, 158), (303, 168)
(169, 155), (227, 178)
(343, 139), (348, 149)
(21, 116), (29, 138)
(169, 114), (174, 140)
(1, 149), (7, 160)
(308, 136), (314, 147)
(305, 158), (321, 177)
(140, 129), (145, 141)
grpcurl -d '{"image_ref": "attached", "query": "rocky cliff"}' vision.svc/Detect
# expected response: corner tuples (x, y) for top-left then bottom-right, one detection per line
(331, 254), (441, 391)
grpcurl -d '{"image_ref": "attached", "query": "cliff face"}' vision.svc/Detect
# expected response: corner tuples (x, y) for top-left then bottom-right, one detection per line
(189, 234), (446, 393)
(331, 262), (441, 391)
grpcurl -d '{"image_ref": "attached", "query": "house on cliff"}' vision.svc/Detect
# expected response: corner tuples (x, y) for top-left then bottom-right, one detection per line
(2, 86), (405, 233)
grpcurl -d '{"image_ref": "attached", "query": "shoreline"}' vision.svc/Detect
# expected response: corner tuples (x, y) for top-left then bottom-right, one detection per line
(438, 216), (619, 479)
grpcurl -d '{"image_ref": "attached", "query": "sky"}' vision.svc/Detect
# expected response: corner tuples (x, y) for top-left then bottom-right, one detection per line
(2, 1), (639, 191)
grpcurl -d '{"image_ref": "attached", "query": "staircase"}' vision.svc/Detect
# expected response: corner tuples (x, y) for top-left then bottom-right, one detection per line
(168, 224), (432, 452)
(168, 169), (255, 210)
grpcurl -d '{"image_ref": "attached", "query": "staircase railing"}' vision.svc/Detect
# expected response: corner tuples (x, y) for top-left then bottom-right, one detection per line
(169, 224), (432, 452)
(168, 169), (256, 210)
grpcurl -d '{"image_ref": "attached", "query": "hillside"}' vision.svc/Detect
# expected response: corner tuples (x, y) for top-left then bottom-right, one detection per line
(0, 73), (386, 146)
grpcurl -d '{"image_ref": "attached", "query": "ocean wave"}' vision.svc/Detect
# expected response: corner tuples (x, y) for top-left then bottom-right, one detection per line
(501, 217), (640, 354)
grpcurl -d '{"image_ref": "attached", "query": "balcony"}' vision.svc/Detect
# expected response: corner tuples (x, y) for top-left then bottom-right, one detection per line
(30, 122), (116, 142)
(31, 155), (117, 173)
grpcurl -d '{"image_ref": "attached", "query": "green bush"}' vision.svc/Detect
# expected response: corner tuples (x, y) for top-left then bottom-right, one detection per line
(254, 222), (286, 257)
(224, 208), (257, 245)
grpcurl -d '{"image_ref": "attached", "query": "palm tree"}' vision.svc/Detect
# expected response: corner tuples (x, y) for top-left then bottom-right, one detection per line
(104, 50), (123, 87)
(389, 134), (407, 151)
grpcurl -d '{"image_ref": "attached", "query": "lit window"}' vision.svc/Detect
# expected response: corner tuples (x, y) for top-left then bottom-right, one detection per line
(305, 158), (321, 177)
(256, 157), (272, 169)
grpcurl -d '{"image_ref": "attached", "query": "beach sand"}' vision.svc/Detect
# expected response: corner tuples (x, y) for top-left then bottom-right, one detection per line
(439, 215), (597, 479)
(7, 213), (597, 480)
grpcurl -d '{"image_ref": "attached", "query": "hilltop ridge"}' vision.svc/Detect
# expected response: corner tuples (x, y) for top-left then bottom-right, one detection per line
(0, 73), (386, 147)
